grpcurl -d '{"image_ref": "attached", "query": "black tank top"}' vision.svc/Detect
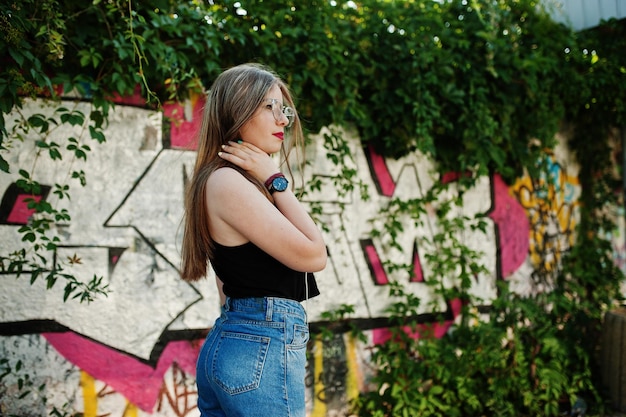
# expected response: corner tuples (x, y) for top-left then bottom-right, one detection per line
(210, 241), (320, 302)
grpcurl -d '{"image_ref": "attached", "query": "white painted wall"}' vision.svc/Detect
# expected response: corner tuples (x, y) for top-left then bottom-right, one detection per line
(0, 97), (618, 416)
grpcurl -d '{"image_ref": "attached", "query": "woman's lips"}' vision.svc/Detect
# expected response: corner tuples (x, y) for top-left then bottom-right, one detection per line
(273, 132), (284, 140)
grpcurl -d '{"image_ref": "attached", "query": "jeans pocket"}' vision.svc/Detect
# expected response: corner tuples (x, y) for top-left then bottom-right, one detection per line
(288, 324), (309, 350)
(212, 331), (270, 395)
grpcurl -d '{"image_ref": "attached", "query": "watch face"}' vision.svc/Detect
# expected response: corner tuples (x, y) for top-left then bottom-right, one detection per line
(272, 176), (289, 192)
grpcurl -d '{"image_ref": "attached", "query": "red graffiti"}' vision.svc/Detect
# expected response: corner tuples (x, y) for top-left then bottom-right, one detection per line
(488, 174), (530, 278)
(44, 332), (201, 412)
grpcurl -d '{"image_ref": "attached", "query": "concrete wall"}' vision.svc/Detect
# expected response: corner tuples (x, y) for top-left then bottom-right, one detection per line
(0, 96), (623, 416)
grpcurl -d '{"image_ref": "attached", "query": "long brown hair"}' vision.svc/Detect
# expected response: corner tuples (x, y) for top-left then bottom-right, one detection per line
(180, 63), (304, 282)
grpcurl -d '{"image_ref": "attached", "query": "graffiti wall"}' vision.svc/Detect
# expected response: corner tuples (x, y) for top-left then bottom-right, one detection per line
(0, 96), (618, 416)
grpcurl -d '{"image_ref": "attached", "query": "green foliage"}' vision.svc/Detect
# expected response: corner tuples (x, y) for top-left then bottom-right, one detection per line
(346, 0), (577, 182)
(0, 357), (73, 416)
(0, 98), (109, 302)
(3, 0), (578, 181)
(318, 303), (366, 343)
(302, 126), (370, 229)
(350, 255), (620, 415)
(0, 0), (587, 179)
(348, 8), (626, 408)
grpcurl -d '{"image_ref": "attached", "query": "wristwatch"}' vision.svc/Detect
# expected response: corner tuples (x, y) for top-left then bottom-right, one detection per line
(265, 173), (289, 194)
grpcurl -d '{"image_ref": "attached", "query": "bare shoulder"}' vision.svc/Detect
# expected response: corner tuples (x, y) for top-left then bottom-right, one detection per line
(208, 166), (244, 185)
(204, 167), (266, 245)
(205, 167), (266, 214)
(207, 167), (254, 195)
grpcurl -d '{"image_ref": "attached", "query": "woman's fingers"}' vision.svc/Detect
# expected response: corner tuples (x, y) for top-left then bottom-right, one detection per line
(219, 142), (254, 167)
(218, 141), (277, 180)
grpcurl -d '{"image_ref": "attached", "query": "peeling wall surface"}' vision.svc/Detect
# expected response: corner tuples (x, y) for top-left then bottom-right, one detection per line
(0, 97), (623, 416)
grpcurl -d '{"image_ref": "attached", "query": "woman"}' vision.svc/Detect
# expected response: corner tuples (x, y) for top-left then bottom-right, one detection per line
(180, 63), (327, 417)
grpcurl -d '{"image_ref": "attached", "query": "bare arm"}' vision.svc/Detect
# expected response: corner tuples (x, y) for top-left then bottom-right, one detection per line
(215, 276), (226, 306)
(207, 142), (327, 272)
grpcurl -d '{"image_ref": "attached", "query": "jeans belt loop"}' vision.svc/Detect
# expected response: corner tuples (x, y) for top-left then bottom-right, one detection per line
(265, 297), (273, 321)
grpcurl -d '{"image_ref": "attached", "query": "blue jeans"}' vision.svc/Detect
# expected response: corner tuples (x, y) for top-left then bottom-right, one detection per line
(196, 297), (309, 417)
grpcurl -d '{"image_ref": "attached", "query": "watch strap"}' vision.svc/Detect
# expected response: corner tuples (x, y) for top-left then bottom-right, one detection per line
(264, 173), (285, 190)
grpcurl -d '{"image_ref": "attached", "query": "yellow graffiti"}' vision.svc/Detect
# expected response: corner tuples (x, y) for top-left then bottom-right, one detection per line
(123, 402), (139, 417)
(80, 370), (139, 417)
(344, 333), (361, 402)
(310, 336), (327, 417)
(80, 371), (97, 417)
(511, 155), (580, 276)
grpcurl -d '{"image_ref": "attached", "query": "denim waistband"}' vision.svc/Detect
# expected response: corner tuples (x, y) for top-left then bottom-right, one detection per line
(223, 297), (305, 322)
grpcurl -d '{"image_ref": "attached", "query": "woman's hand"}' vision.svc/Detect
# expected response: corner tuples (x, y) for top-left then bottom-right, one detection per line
(218, 141), (279, 183)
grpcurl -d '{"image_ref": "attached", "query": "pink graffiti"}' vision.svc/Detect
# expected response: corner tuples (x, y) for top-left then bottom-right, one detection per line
(411, 244), (424, 282)
(6, 194), (42, 224)
(44, 332), (201, 412)
(363, 146), (530, 346)
(364, 243), (389, 285)
(441, 171), (471, 184)
(364, 144), (529, 280)
(364, 241), (423, 284)
(109, 85), (146, 107)
(372, 298), (463, 345)
(488, 174), (529, 278)
(366, 144), (396, 197)
(164, 95), (205, 150)
(61, 84), (204, 151)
